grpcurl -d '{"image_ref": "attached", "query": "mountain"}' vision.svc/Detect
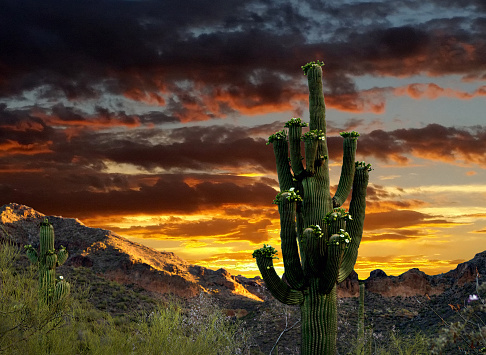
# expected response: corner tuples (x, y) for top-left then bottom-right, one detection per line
(1, 202), (484, 303)
(0, 203), (263, 310)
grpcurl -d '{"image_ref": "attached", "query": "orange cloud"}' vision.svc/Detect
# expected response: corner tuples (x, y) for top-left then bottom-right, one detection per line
(31, 107), (142, 130)
(364, 210), (454, 231)
(0, 140), (53, 157)
(123, 88), (166, 105)
(326, 90), (386, 114)
(394, 83), (486, 100)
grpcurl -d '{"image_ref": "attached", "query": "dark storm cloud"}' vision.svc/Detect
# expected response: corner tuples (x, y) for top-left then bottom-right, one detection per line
(0, 0), (484, 119)
(357, 124), (486, 165)
(53, 124), (275, 172)
(0, 172), (277, 218)
(2, 116), (483, 219)
(2, 99), (485, 182)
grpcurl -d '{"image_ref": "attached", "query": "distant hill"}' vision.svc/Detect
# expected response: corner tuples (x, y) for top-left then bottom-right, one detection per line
(0, 203), (264, 309)
(1, 202), (485, 302)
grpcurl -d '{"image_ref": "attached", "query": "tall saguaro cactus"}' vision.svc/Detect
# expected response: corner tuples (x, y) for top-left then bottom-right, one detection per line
(24, 218), (70, 305)
(253, 61), (371, 354)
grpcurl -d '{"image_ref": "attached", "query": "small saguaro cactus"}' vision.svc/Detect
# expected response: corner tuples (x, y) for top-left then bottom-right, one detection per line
(253, 61), (371, 354)
(24, 218), (70, 305)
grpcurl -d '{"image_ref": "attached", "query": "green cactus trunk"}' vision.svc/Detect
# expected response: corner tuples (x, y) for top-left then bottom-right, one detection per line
(254, 62), (371, 355)
(357, 281), (365, 355)
(301, 281), (337, 354)
(25, 218), (70, 305)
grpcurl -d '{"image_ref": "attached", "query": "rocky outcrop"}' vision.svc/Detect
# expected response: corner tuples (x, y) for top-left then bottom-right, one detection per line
(337, 251), (486, 297)
(337, 270), (360, 297)
(442, 251), (486, 286)
(365, 268), (445, 297)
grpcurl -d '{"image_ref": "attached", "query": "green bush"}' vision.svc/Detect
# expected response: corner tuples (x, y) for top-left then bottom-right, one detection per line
(0, 240), (251, 354)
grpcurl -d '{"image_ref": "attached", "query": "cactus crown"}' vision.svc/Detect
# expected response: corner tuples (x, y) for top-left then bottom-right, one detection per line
(339, 131), (360, 140)
(309, 225), (324, 238)
(252, 244), (279, 259)
(301, 129), (326, 142)
(356, 161), (373, 171)
(301, 60), (325, 75)
(273, 187), (303, 204)
(323, 208), (352, 225)
(327, 230), (352, 247)
(267, 130), (287, 145)
(285, 117), (309, 128)
(40, 217), (50, 227)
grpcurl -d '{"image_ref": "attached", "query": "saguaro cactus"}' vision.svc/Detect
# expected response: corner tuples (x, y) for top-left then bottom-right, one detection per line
(253, 61), (371, 354)
(24, 218), (70, 305)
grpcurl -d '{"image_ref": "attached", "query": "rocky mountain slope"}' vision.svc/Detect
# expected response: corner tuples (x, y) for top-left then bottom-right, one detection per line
(1, 202), (485, 304)
(0, 203), (263, 308)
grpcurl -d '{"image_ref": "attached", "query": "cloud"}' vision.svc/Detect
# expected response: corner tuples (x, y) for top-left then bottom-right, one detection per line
(364, 210), (453, 230)
(110, 216), (274, 245)
(358, 124), (486, 166)
(0, 1), (484, 121)
(394, 83), (486, 100)
(364, 232), (420, 242)
(0, 171), (277, 218)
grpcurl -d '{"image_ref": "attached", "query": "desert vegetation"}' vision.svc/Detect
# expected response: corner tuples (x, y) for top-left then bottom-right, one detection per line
(2, 238), (486, 354)
(0, 241), (251, 354)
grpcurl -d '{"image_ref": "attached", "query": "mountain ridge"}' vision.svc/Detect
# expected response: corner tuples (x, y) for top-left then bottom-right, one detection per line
(1, 202), (484, 302)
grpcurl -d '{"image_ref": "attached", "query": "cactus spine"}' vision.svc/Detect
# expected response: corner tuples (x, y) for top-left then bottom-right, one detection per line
(24, 218), (70, 305)
(253, 62), (371, 354)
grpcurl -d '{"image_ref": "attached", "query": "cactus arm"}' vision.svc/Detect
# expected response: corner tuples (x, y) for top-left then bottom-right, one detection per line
(278, 194), (305, 290)
(53, 280), (70, 303)
(319, 235), (347, 294)
(288, 125), (305, 178)
(332, 134), (358, 208)
(57, 246), (68, 266)
(302, 131), (326, 176)
(255, 255), (304, 305)
(272, 139), (294, 191)
(338, 164), (370, 283)
(24, 245), (38, 263)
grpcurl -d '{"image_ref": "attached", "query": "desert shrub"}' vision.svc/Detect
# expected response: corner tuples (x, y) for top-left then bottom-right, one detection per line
(429, 273), (486, 354)
(0, 239), (252, 354)
(0, 241), (73, 354)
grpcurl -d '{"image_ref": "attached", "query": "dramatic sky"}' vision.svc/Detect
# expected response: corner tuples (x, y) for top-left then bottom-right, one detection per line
(1, 0), (485, 279)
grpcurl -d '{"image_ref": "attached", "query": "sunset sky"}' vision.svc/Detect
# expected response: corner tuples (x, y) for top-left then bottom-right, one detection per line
(1, 0), (485, 279)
